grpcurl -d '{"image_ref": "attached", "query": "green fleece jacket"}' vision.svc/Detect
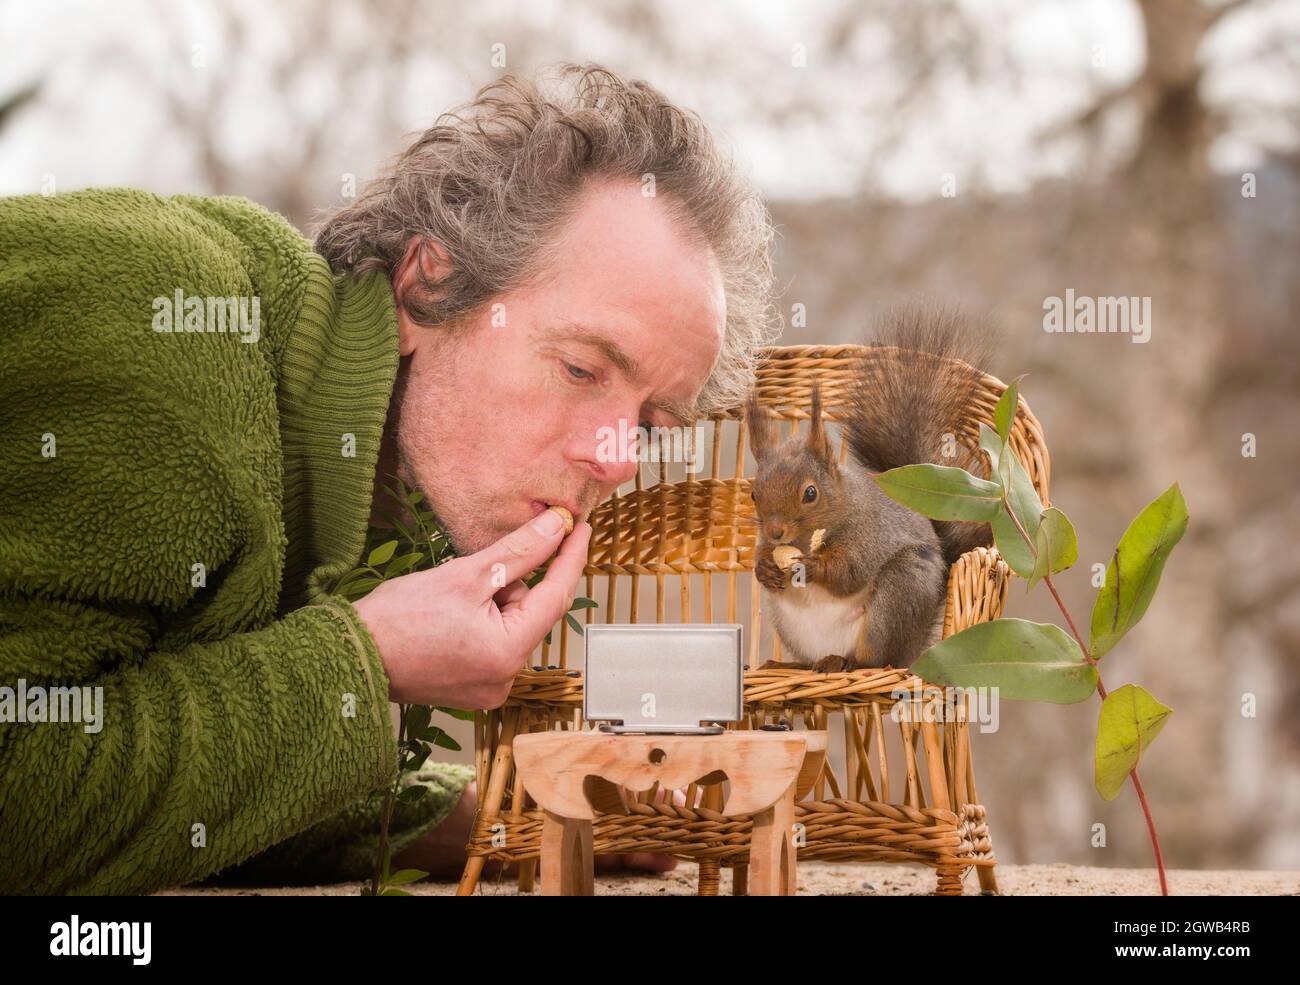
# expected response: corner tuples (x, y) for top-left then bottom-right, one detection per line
(0, 188), (473, 894)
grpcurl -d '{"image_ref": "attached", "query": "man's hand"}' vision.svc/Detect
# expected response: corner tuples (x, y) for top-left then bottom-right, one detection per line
(353, 509), (592, 709)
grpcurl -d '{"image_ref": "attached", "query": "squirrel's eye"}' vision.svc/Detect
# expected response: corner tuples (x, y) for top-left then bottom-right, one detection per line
(803, 484), (817, 503)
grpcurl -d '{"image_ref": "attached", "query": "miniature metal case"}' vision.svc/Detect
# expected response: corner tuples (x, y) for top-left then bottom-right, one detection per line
(583, 624), (744, 734)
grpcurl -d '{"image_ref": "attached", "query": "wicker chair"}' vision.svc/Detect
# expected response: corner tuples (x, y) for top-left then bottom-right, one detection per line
(455, 343), (1051, 897)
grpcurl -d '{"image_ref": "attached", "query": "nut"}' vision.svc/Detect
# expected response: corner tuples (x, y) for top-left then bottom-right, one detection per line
(546, 505), (574, 535)
(772, 528), (826, 570)
(772, 545), (801, 570)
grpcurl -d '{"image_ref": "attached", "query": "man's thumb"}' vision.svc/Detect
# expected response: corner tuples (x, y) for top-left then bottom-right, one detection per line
(470, 508), (567, 593)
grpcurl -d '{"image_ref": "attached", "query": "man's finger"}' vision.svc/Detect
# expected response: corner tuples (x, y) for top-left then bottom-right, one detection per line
(499, 522), (591, 643)
(470, 510), (570, 596)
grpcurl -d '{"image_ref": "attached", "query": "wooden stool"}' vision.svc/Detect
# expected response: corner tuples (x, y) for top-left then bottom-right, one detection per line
(514, 730), (828, 896)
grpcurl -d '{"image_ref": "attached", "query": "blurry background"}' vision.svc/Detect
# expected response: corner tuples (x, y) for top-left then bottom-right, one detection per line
(3, 0), (1297, 871)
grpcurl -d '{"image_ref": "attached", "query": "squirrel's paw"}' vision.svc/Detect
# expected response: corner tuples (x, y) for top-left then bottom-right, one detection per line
(793, 553), (823, 582)
(755, 556), (788, 591)
(812, 653), (859, 674)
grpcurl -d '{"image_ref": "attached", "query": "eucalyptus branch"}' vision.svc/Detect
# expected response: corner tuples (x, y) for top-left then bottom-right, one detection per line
(1001, 494), (1100, 678)
(879, 389), (1183, 898)
(1000, 490), (1165, 894)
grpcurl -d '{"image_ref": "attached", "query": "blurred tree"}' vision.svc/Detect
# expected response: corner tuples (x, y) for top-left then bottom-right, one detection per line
(0, 81), (38, 133)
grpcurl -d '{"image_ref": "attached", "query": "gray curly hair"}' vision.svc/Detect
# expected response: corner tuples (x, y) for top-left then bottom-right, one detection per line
(312, 62), (781, 419)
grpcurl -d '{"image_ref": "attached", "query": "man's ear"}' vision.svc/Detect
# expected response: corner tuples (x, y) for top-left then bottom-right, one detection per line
(745, 394), (776, 461)
(806, 382), (832, 465)
(394, 236), (453, 357)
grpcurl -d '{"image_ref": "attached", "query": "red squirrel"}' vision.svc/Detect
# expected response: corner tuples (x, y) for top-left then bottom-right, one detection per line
(746, 305), (996, 672)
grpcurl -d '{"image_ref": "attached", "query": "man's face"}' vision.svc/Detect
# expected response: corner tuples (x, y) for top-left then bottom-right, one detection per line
(390, 178), (727, 555)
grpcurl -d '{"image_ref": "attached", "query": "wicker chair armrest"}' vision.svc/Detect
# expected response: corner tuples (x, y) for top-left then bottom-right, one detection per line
(942, 545), (1012, 638)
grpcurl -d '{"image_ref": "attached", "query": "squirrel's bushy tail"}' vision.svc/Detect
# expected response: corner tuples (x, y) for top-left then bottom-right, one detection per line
(845, 303), (996, 566)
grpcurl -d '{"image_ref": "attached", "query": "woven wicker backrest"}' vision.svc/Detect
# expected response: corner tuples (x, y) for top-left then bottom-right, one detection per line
(539, 344), (1051, 670)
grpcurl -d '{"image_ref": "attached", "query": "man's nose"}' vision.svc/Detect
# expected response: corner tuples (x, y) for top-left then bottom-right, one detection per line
(583, 417), (641, 488)
(593, 448), (640, 488)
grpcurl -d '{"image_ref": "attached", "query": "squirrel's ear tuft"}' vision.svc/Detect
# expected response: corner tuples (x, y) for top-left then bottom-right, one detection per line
(745, 394), (775, 461)
(807, 382), (832, 465)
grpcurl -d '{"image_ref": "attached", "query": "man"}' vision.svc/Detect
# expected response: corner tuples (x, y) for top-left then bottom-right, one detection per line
(0, 63), (777, 893)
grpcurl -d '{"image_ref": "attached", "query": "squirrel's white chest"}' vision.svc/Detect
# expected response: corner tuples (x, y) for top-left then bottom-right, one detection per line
(765, 583), (869, 663)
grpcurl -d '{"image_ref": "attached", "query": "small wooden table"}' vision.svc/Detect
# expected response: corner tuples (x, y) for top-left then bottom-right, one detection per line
(514, 729), (828, 896)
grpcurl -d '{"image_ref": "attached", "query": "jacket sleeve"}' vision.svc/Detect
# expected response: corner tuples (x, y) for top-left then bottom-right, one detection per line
(200, 760), (475, 887)
(0, 592), (401, 894)
(0, 189), (403, 894)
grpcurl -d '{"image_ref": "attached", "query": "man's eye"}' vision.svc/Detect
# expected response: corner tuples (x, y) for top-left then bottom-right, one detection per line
(564, 362), (596, 382)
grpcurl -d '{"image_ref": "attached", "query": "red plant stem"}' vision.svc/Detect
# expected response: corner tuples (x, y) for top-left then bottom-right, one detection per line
(1127, 765), (1170, 895)
(1002, 495), (1168, 895)
(1043, 575), (1107, 698)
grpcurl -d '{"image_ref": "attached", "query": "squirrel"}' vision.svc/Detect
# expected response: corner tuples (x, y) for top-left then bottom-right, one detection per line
(746, 305), (996, 673)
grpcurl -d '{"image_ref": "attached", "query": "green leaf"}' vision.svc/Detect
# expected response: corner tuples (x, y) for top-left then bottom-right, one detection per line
(385, 552), (423, 577)
(565, 613), (585, 636)
(1027, 507), (1078, 592)
(1095, 684), (1172, 801)
(380, 887), (414, 896)
(403, 744), (432, 771)
(368, 541), (398, 567)
(376, 512), (419, 545)
(436, 705), (477, 721)
(995, 438), (1013, 490)
(334, 572), (382, 600)
(405, 705), (432, 736)
(1089, 483), (1189, 660)
(386, 868), (429, 886)
(569, 597), (599, 610)
(398, 784), (429, 803)
(980, 425), (1044, 578)
(912, 618), (1097, 703)
(432, 730), (462, 752)
(874, 463), (1004, 521)
(993, 375), (1026, 445)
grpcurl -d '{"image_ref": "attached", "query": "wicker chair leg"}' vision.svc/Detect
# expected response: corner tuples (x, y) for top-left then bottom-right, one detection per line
(457, 708), (522, 897)
(695, 782), (727, 895)
(977, 862), (1000, 894)
(935, 863), (967, 896)
(697, 858), (721, 895)
(965, 740), (1001, 895)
